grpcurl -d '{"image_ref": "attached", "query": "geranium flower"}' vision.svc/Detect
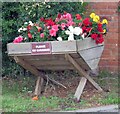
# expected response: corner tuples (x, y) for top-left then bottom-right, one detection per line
(40, 33), (44, 38)
(49, 29), (57, 37)
(44, 18), (55, 26)
(83, 18), (92, 26)
(61, 23), (66, 30)
(27, 25), (32, 31)
(13, 36), (23, 43)
(52, 25), (59, 32)
(98, 23), (103, 32)
(91, 33), (98, 40)
(76, 14), (82, 20)
(28, 32), (32, 39)
(96, 34), (104, 44)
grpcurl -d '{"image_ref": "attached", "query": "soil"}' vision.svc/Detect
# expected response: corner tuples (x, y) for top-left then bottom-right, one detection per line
(42, 70), (100, 99)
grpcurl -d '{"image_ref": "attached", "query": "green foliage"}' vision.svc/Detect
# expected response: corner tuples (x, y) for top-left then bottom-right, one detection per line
(2, 2), (88, 76)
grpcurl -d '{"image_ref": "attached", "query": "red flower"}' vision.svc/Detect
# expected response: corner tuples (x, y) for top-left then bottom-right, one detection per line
(76, 14), (82, 20)
(83, 18), (92, 26)
(91, 34), (98, 40)
(28, 32), (32, 39)
(40, 17), (45, 22)
(37, 27), (42, 32)
(57, 13), (61, 19)
(96, 34), (104, 44)
(44, 18), (55, 26)
(82, 26), (86, 32)
(82, 26), (92, 33)
(27, 25), (31, 31)
(98, 23), (103, 32)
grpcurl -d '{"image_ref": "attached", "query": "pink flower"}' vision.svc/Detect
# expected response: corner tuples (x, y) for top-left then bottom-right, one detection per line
(67, 21), (75, 26)
(40, 33), (44, 38)
(49, 29), (57, 37)
(61, 23), (66, 30)
(52, 25), (59, 31)
(13, 36), (23, 43)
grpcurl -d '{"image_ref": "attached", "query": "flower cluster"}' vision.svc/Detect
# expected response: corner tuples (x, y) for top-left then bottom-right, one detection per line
(13, 12), (108, 44)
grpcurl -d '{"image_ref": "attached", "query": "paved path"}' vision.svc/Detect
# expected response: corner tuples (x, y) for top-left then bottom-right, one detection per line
(61, 105), (119, 113)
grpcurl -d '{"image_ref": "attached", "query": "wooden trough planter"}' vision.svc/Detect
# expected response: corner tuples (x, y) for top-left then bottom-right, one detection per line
(7, 37), (104, 101)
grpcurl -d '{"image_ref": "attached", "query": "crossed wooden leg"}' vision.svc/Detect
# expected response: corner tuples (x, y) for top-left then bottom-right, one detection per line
(14, 56), (66, 97)
(65, 54), (103, 101)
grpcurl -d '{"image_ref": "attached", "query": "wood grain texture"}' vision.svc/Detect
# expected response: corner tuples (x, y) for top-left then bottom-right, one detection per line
(51, 40), (77, 53)
(65, 54), (103, 91)
(7, 43), (31, 55)
(74, 77), (87, 101)
(76, 38), (104, 51)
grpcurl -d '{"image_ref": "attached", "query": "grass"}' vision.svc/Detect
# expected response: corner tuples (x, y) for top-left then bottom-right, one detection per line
(2, 71), (119, 112)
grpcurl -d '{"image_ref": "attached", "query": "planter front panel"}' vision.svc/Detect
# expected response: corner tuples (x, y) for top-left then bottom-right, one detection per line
(7, 38), (104, 71)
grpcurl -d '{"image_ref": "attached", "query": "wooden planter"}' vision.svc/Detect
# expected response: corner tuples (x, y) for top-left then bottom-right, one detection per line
(7, 38), (104, 101)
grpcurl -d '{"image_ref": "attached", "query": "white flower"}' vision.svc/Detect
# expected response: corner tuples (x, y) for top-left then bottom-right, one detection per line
(57, 37), (63, 41)
(22, 28), (27, 31)
(24, 22), (28, 24)
(18, 28), (23, 32)
(73, 27), (83, 35)
(29, 21), (34, 26)
(68, 26), (74, 32)
(65, 30), (71, 35)
(65, 26), (74, 41)
(68, 33), (74, 41)
(81, 34), (85, 39)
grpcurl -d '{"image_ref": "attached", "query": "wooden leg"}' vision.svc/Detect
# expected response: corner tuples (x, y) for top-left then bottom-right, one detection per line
(74, 77), (87, 101)
(14, 56), (66, 89)
(65, 54), (103, 91)
(34, 76), (44, 96)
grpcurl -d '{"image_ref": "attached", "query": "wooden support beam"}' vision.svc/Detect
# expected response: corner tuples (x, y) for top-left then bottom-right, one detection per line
(65, 54), (103, 92)
(74, 77), (87, 101)
(14, 56), (67, 89)
(34, 76), (44, 96)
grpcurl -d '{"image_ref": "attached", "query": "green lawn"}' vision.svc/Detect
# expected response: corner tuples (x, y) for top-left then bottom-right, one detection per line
(2, 71), (119, 112)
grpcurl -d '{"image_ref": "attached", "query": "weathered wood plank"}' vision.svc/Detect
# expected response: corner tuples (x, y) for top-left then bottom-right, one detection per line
(65, 54), (103, 91)
(27, 59), (71, 66)
(78, 45), (104, 61)
(51, 40), (77, 53)
(7, 43), (31, 55)
(12, 53), (80, 60)
(77, 38), (104, 51)
(37, 65), (74, 70)
(86, 58), (101, 70)
(74, 77), (87, 101)
(75, 58), (90, 70)
(34, 76), (44, 96)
